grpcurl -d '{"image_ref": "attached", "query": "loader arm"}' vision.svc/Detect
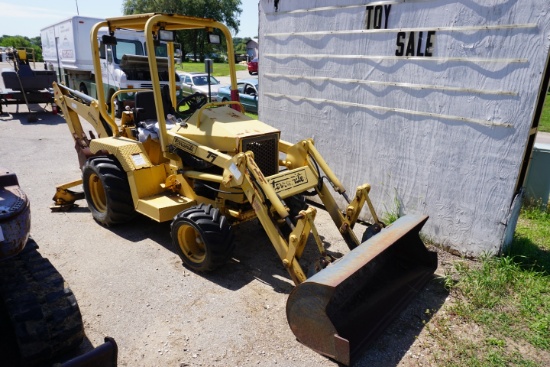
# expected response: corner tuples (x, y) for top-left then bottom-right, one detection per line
(219, 140), (389, 287)
(283, 139), (382, 250)
(222, 151), (312, 284)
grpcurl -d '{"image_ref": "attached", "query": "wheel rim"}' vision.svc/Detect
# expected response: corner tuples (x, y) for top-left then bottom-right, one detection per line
(88, 173), (107, 213)
(177, 224), (206, 264)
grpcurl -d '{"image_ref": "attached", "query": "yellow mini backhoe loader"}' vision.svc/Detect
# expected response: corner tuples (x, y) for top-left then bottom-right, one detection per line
(51, 13), (437, 366)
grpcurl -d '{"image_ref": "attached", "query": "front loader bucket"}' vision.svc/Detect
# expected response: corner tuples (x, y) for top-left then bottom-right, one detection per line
(286, 215), (437, 365)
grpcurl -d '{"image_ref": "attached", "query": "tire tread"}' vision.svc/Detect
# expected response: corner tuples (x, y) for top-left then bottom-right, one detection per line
(171, 204), (234, 272)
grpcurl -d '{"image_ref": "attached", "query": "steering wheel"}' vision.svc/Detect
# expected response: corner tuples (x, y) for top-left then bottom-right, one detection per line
(177, 92), (208, 114)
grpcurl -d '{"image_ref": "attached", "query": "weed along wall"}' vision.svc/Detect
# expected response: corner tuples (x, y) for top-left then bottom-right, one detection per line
(258, 0), (550, 256)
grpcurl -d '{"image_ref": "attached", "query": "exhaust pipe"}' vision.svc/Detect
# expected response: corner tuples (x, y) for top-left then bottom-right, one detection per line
(286, 215), (437, 365)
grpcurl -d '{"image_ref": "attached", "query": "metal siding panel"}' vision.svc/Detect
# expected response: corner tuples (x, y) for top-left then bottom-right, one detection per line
(259, 0), (550, 255)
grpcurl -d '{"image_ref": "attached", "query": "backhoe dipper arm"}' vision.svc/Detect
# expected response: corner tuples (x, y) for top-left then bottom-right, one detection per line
(53, 82), (110, 139)
(53, 82), (113, 170)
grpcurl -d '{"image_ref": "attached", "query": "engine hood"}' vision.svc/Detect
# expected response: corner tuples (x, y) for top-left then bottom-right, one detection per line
(169, 106), (279, 154)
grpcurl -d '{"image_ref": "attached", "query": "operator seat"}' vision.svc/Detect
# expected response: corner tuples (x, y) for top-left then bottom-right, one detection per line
(161, 84), (176, 116)
(133, 91), (156, 124)
(134, 85), (178, 142)
(133, 85), (175, 125)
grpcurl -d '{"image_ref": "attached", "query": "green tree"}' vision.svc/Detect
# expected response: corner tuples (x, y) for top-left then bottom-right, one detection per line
(122, 0), (242, 62)
(0, 35), (43, 61)
(233, 37), (251, 54)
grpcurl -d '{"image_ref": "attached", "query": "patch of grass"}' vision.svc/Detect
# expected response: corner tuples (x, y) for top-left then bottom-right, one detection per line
(428, 204), (550, 366)
(176, 61), (246, 77)
(452, 255), (550, 348)
(245, 112), (258, 120)
(511, 204), (550, 273)
(382, 190), (401, 224)
(540, 92), (550, 133)
(427, 315), (540, 367)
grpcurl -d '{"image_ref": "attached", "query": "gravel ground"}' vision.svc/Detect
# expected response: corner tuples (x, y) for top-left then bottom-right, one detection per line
(0, 68), (463, 367)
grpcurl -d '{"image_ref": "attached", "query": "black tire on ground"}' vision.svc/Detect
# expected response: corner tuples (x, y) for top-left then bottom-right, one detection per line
(280, 194), (308, 238)
(171, 204), (234, 272)
(286, 195), (308, 220)
(0, 239), (84, 366)
(82, 156), (135, 226)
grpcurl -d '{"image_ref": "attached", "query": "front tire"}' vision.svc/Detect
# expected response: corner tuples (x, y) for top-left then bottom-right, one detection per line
(171, 204), (234, 272)
(82, 156), (135, 226)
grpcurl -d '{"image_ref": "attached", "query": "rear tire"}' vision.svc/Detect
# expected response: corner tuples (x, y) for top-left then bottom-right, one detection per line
(171, 204), (234, 272)
(82, 156), (135, 226)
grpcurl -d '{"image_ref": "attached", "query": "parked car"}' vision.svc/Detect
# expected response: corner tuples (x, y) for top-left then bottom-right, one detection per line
(218, 79), (258, 113)
(185, 53), (200, 62)
(248, 57), (258, 75)
(177, 71), (223, 101)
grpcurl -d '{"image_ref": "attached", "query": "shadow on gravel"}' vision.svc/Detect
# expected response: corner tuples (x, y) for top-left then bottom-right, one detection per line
(62, 206), (448, 367)
(208, 219), (350, 294)
(101, 215), (302, 293)
(88, 212), (343, 294)
(351, 275), (449, 367)
(0, 107), (66, 125)
(103, 214), (174, 249)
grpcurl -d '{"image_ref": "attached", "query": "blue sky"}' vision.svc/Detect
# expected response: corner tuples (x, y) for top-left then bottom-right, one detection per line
(0, 0), (258, 38)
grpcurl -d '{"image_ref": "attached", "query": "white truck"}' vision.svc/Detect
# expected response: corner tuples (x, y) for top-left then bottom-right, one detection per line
(41, 16), (181, 117)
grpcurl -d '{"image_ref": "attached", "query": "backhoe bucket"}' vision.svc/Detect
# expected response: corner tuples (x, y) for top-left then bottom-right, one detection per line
(286, 215), (437, 365)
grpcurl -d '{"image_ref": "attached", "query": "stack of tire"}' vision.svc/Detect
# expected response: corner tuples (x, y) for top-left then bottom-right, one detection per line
(0, 168), (84, 366)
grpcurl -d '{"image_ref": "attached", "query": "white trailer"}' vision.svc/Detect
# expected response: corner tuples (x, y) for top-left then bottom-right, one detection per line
(41, 16), (180, 116)
(258, 0), (550, 256)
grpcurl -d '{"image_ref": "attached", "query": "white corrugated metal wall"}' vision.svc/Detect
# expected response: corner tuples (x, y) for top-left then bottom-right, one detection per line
(258, 0), (550, 256)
